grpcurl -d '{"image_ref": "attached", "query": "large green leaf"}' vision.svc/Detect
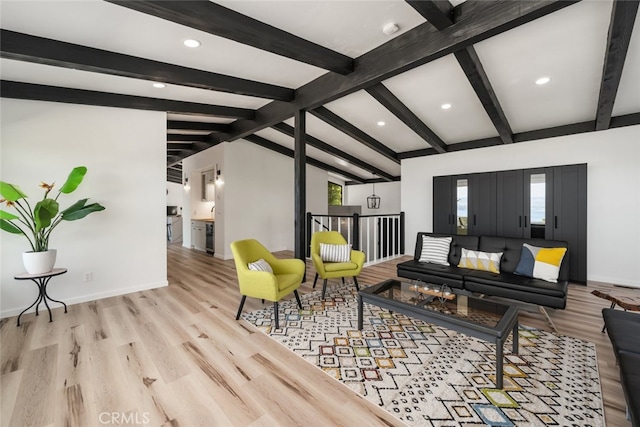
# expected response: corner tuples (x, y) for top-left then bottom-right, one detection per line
(0, 218), (22, 234)
(0, 209), (19, 220)
(34, 198), (59, 231)
(61, 199), (105, 221)
(59, 166), (87, 194)
(0, 182), (27, 202)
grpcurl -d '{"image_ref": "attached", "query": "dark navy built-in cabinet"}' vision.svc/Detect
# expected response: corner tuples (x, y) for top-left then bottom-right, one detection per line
(433, 164), (587, 284)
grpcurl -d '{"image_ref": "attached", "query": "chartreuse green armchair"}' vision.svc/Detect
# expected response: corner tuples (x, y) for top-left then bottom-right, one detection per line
(310, 231), (365, 299)
(230, 239), (304, 329)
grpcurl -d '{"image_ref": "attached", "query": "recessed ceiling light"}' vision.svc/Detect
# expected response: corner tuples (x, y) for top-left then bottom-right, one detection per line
(377, 121), (386, 126)
(153, 83), (166, 88)
(441, 103), (452, 110)
(535, 76), (551, 85)
(184, 39), (201, 48)
(382, 23), (399, 35)
(336, 159), (349, 167)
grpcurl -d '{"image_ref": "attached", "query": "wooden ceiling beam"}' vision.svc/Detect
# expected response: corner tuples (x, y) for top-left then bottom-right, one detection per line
(454, 46), (513, 144)
(310, 107), (400, 164)
(405, 0), (454, 30)
(106, 0), (354, 75)
(366, 83), (447, 153)
(167, 143), (194, 151)
(167, 121), (231, 132)
(222, 0), (577, 145)
(243, 134), (366, 183)
(166, 134), (209, 142)
(595, 0), (639, 131)
(0, 30), (294, 102)
(398, 112), (640, 160)
(272, 123), (395, 182)
(0, 80), (256, 119)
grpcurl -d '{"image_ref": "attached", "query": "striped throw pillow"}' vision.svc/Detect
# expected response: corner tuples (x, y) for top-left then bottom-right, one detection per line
(319, 243), (351, 263)
(248, 258), (273, 273)
(418, 236), (452, 265)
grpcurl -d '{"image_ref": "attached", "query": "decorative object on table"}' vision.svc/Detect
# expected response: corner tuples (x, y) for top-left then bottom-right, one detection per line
(242, 282), (604, 427)
(438, 284), (452, 304)
(0, 166), (105, 274)
(592, 288), (640, 332)
(14, 268), (68, 326)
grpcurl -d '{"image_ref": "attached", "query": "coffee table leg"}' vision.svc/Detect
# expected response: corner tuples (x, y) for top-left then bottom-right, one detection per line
(513, 322), (519, 354)
(358, 295), (363, 330)
(496, 343), (503, 389)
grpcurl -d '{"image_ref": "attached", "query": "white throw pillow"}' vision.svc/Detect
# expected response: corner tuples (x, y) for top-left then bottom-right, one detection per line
(248, 258), (273, 273)
(319, 243), (351, 263)
(418, 236), (452, 266)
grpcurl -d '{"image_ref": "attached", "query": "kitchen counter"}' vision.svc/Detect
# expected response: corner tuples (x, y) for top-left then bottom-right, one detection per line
(192, 218), (215, 223)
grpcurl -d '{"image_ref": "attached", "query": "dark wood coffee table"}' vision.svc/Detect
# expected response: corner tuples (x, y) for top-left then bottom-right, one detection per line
(592, 287), (640, 332)
(358, 279), (519, 389)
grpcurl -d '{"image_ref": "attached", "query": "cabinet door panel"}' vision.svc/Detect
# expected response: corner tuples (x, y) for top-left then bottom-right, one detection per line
(469, 172), (497, 236)
(496, 170), (524, 238)
(433, 176), (454, 233)
(552, 164), (587, 283)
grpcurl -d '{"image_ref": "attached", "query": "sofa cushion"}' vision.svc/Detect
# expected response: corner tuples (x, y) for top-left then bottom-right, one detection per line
(514, 244), (567, 283)
(464, 270), (567, 298)
(398, 260), (467, 280)
(602, 309), (640, 354)
(458, 248), (503, 274)
(418, 235), (451, 265)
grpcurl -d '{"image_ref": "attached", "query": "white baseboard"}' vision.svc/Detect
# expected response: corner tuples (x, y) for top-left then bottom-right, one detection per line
(0, 280), (168, 319)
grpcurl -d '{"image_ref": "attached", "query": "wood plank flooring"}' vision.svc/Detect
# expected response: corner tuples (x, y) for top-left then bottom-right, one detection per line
(0, 243), (633, 426)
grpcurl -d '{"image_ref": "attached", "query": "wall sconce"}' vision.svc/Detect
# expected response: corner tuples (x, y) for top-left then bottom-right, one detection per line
(215, 163), (224, 186)
(183, 177), (190, 191)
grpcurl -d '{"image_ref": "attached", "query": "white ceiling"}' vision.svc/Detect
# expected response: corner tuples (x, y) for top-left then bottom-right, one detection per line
(1, 0), (638, 182)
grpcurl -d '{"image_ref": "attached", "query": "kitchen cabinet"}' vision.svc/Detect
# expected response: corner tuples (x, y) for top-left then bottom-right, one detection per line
(191, 220), (207, 252)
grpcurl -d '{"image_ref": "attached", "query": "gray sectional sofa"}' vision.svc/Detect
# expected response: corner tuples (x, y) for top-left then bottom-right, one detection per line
(397, 232), (570, 310)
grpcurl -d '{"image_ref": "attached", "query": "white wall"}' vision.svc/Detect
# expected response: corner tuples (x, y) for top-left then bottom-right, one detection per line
(182, 140), (328, 259)
(166, 181), (184, 214)
(1, 99), (168, 317)
(345, 181), (402, 215)
(401, 125), (640, 287)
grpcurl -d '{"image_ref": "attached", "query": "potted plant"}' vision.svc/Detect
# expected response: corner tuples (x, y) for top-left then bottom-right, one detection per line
(0, 166), (105, 274)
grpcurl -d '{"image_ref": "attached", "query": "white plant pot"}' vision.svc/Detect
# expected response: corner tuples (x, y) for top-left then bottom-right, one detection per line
(22, 249), (57, 274)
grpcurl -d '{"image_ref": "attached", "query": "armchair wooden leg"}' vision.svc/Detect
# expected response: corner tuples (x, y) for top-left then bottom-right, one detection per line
(294, 290), (302, 309)
(322, 279), (328, 300)
(342, 277), (345, 285)
(274, 301), (279, 330)
(313, 273), (318, 288)
(236, 295), (247, 320)
(353, 277), (360, 291)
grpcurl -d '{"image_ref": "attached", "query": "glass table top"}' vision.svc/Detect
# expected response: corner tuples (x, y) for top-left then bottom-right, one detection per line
(361, 279), (513, 329)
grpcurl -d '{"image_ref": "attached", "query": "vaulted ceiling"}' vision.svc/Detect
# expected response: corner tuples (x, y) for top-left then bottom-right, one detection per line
(1, 0), (639, 185)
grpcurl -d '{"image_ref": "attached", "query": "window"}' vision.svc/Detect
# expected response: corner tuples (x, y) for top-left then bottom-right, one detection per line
(456, 179), (468, 235)
(328, 182), (342, 206)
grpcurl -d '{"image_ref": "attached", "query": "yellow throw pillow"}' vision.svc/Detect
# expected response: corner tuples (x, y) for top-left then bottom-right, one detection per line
(458, 248), (503, 274)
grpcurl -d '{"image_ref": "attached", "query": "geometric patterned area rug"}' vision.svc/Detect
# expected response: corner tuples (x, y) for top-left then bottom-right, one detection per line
(242, 282), (605, 427)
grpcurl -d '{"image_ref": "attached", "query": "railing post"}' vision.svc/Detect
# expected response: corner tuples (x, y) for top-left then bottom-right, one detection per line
(352, 213), (360, 250)
(400, 211), (405, 255)
(306, 212), (312, 257)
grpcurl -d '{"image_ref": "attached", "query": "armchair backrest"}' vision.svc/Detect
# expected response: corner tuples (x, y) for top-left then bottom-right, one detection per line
(230, 239), (274, 273)
(310, 231), (348, 257)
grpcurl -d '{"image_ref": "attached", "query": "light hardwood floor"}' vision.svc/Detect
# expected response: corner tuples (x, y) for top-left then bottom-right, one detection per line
(0, 244), (632, 426)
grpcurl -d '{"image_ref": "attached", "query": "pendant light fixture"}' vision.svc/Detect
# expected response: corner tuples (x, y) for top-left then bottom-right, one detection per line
(367, 175), (381, 209)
